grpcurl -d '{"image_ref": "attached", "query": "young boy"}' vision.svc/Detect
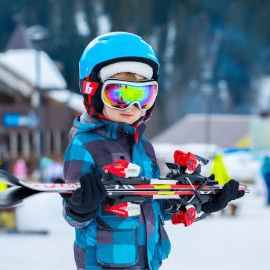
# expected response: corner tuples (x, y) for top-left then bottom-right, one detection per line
(60, 32), (244, 270)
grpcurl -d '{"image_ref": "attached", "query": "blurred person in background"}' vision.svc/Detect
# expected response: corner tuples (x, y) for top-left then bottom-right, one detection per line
(261, 156), (270, 206)
(40, 157), (64, 183)
(13, 158), (28, 181)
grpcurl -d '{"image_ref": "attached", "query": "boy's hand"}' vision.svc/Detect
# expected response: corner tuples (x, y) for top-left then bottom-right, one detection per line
(56, 174), (107, 222)
(201, 179), (245, 213)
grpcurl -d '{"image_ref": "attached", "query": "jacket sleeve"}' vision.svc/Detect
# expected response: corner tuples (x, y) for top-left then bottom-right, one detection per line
(63, 137), (95, 183)
(62, 137), (96, 228)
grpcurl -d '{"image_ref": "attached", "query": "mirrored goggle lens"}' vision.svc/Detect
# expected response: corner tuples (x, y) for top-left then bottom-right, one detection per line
(102, 82), (158, 110)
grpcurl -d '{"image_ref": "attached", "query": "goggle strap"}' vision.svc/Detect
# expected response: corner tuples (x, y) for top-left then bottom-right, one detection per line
(83, 100), (88, 112)
(87, 105), (109, 121)
(133, 123), (139, 142)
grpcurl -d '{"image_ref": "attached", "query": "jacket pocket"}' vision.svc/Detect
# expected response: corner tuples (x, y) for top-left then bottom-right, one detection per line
(96, 215), (139, 267)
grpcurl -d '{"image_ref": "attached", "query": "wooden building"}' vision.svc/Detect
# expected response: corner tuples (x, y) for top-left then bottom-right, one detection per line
(0, 23), (83, 172)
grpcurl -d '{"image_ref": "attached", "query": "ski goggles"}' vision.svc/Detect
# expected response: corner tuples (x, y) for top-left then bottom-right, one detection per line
(101, 79), (158, 111)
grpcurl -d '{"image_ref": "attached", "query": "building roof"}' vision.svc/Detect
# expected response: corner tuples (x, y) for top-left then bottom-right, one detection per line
(0, 49), (67, 95)
(47, 89), (84, 114)
(0, 23), (82, 115)
(4, 23), (35, 51)
(152, 114), (255, 148)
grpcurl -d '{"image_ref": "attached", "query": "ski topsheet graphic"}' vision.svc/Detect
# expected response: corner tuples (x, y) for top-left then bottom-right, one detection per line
(0, 156), (249, 209)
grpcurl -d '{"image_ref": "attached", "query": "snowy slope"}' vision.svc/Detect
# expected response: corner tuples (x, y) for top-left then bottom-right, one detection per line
(0, 144), (267, 269)
(0, 184), (269, 270)
(162, 185), (270, 270)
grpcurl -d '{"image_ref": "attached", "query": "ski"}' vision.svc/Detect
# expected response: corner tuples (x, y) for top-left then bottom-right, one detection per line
(0, 169), (247, 193)
(0, 152), (249, 226)
(0, 162), (248, 208)
(0, 169), (80, 192)
(0, 228), (49, 235)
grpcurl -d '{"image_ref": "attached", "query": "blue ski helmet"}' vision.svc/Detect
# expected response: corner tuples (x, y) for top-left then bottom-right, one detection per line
(79, 32), (160, 118)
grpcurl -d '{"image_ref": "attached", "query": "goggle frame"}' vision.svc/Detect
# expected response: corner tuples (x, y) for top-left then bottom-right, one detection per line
(101, 79), (158, 111)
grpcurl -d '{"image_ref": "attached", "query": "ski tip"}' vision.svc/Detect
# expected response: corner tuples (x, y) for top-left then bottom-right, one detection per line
(0, 186), (29, 208)
(0, 169), (20, 186)
(0, 228), (49, 235)
(239, 184), (250, 193)
(0, 202), (20, 208)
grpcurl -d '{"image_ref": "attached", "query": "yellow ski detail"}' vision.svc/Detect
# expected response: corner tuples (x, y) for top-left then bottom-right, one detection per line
(153, 185), (171, 189)
(157, 191), (175, 195)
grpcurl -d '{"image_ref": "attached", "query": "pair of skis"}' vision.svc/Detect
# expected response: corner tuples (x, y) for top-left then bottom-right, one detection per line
(0, 153), (249, 226)
(0, 160), (248, 209)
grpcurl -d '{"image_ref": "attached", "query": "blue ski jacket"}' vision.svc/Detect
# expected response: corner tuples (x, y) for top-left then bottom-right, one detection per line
(63, 112), (171, 270)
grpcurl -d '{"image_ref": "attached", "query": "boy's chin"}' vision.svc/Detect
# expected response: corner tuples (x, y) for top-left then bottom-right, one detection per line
(118, 118), (138, 125)
(120, 120), (135, 125)
(117, 116), (139, 125)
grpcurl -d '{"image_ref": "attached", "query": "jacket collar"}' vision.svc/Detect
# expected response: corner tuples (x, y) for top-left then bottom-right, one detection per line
(72, 111), (145, 142)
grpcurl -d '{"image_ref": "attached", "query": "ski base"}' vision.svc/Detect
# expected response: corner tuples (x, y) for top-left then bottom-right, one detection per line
(0, 228), (49, 235)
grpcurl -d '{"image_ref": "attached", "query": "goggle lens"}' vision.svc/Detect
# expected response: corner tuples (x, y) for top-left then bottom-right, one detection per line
(102, 81), (158, 111)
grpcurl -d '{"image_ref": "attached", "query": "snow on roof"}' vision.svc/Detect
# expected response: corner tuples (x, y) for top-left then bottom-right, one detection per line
(0, 49), (67, 93)
(48, 89), (84, 113)
(152, 113), (254, 148)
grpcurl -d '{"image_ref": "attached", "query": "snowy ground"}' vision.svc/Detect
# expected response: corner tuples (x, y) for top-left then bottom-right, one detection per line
(162, 185), (270, 270)
(0, 184), (269, 270)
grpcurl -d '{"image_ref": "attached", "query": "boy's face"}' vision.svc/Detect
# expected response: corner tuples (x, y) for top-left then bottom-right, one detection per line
(103, 73), (145, 125)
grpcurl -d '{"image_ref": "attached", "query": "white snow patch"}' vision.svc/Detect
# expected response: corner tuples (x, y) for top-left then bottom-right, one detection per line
(75, 10), (91, 37)
(164, 20), (176, 76)
(0, 49), (67, 92)
(48, 89), (84, 113)
(223, 150), (261, 181)
(0, 185), (268, 270)
(153, 142), (219, 176)
(0, 144), (268, 269)
(97, 14), (111, 36)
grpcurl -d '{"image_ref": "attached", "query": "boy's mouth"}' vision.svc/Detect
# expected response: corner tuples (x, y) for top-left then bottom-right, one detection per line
(120, 113), (133, 117)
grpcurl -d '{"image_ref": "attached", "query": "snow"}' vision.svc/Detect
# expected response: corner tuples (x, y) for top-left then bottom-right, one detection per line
(97, 14), (111, 36)
(164, 20), (176, 76)
(222, 149), (261, 181)
(0, 145), (269, 269)
(0, 49), (67, 92)
(153, 143), (261, 182)
(48, 89), (84, 113)
(75, 11), (91, 37)
(93, 0), (111, 36)
(162, 186), (270, 270)
(0, 185), (268, 269)
(153, 142), (220, 162)
(0, 193), (76, 269)
(153, 142), (219, 177)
